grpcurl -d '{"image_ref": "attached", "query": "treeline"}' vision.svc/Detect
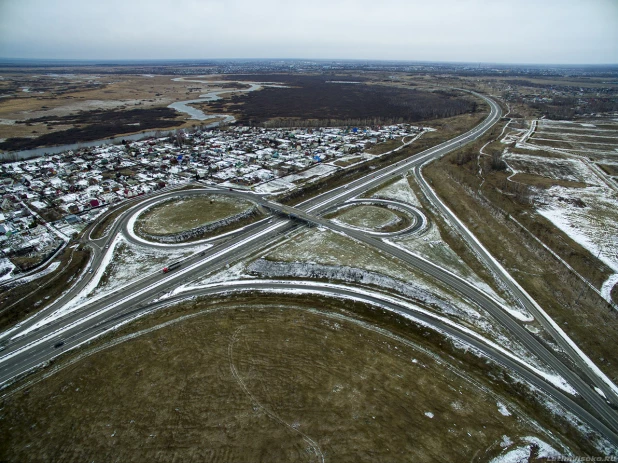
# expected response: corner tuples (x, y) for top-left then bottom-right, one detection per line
(261, 117), (420, 128)
(228, 78), (477, 126)
(530, 95), (618, 120)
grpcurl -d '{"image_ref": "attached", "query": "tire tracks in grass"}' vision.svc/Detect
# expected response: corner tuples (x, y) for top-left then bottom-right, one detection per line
(228, 326), (325, 463)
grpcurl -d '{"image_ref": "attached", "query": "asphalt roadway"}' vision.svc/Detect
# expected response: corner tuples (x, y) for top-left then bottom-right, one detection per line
(1, 91), (617, 446)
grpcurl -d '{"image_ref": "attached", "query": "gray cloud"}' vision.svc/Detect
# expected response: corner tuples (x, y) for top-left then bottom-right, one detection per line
(0, 0), (616, 63)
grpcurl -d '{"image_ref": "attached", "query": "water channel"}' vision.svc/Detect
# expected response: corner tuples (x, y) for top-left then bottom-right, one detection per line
(1, 78), (285, 161)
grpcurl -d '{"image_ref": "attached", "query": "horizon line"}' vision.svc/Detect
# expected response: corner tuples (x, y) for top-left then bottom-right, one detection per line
(1, 57), (617, 68)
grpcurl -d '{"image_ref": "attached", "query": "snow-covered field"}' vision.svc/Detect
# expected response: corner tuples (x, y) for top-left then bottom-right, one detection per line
(529, 119), (618, 162)
(0, 258), (17, 282)
(504, 118), (618, 301)
(281, 163), (338, 184)
(537, 185), (618, 276)
(369, 176), (422, 207)
(504, 152), (594, 184)
(489, 436), (562, 463)
(253, 178), (296, 194)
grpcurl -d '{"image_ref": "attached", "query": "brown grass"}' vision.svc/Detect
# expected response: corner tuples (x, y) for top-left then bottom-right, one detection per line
(509, 173), (588, 189)
(135, 195), (253, 236)
(333, 156), (362, 167)
(0, 294), (594, 461)
(599, 164), (618, 176)
(365, 138), (403, 154)
(325, 204), (411, 233)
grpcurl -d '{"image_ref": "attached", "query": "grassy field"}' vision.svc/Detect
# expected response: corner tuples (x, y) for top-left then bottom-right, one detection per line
(332, 156), (363, 167)
(135, 195), (254, 236)
(90, 184), (209, 240)
(265, 227), (420, 283)
(0, 294), (592, 462)
(326, 204), (410, 233)
(365, 137), (404, 154)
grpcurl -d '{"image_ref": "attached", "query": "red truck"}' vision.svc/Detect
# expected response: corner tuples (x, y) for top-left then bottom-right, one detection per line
(162, 262), (182, 274)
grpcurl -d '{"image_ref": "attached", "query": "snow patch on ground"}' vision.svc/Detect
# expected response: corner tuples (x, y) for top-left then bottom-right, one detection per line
(371, 176), (422, 207)
(490, 435), (564, 463)
(253, 178), (296, 194)
(0, 258), (17, 282)
(537, 185), (618, 275)
(497, 402), (512, 416)
(522, 436), (563, 459)
(601, 273), (618, 304)
(500, 435), (513, 448)
(594, 386), (607, 399)
(192, 260), (251, 286)
(489, 445), (530, 463)
(281, 164), (338, 184)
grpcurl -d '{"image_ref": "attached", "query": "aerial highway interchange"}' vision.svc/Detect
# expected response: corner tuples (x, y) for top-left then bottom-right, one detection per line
(1, 90), (618, 449)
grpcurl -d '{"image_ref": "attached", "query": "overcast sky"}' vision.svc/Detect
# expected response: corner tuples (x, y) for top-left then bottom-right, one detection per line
(1, 0), (616, 64)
